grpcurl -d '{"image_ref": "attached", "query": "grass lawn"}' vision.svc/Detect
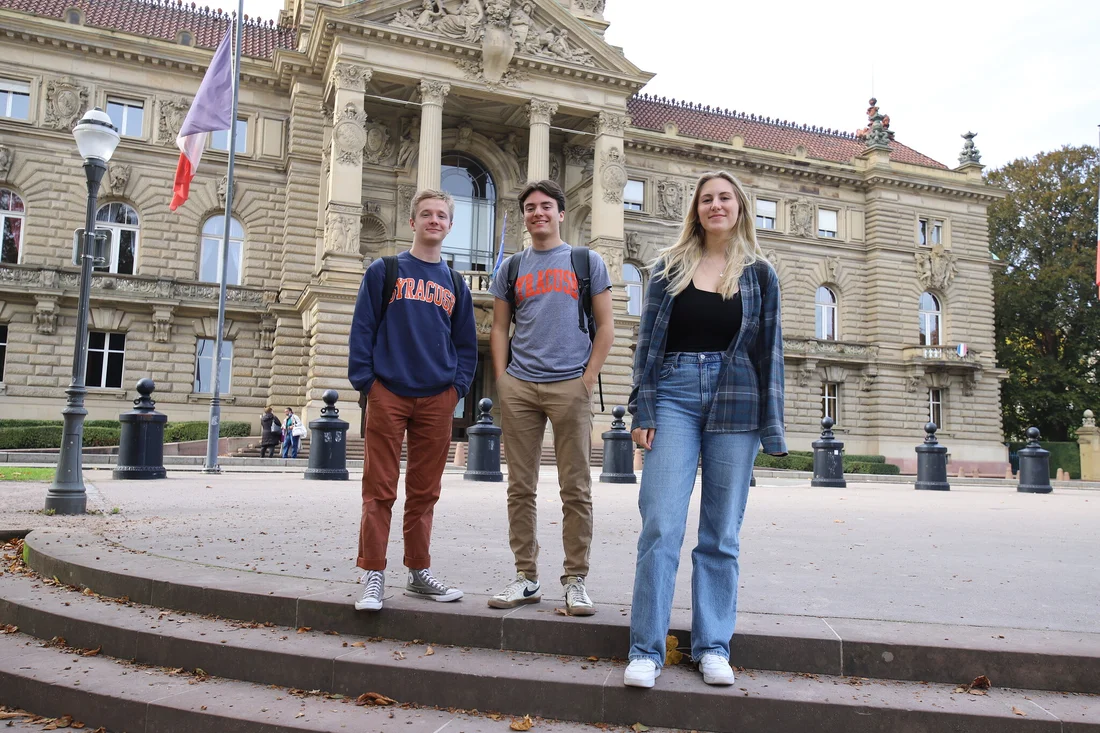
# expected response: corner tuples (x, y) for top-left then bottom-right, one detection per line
(0, 467), (56, 481)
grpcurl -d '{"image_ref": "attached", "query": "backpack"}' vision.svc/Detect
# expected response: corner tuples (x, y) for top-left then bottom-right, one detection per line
(380, 255), (464, 320)
(502, 246), (603, 410)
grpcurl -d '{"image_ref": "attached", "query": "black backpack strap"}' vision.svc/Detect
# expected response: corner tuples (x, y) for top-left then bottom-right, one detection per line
(570, 246), (595, 337)
(503, 251), (523, 323)
(380, 255), (399, 320)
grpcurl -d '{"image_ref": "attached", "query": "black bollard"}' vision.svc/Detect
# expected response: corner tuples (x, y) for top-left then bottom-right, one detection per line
(600, 406), (636, 484)
(1017, 427), (1052, 494)
(113, 378), (167, 480)
(304, 390), (349, 481)
(811, 416), (846, 488)
(915, 422), (950, 491)
(465, 398), (503, 482)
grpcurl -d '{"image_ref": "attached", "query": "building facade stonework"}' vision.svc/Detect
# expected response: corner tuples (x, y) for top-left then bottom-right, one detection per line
(0, 0), (1006, 472)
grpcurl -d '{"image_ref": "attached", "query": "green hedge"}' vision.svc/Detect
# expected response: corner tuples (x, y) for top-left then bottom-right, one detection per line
(754, 454), (814, 471)
(845, 461), (901, 475)
(754, 451), (900, 475)
(788, 449), (887, 464)
(163, 421), (252, 443)
(0, 425), (121, 450)
(0, 420), (251, 450)
(1009, 441), (1080, 480)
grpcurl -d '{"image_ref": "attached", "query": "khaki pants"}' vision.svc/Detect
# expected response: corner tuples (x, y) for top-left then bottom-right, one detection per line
(497, 372), (593, 584)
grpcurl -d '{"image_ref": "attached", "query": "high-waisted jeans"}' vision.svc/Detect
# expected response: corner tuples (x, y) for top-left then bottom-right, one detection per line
(628, 351), (759, 665)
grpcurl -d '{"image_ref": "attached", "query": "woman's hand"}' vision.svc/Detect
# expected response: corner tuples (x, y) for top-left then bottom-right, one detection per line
(632, 428), (654, 450)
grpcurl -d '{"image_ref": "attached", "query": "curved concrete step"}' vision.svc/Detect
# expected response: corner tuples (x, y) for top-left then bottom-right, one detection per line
(22, 529), (1100, 696)
(2, 572), (1095, 733)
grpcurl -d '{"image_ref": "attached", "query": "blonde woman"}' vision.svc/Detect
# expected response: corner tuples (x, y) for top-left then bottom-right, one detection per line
(624, 171), (786, 689)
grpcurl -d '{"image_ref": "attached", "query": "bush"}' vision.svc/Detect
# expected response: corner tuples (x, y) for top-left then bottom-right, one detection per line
(1008, 440), (1080, 479)
(162, 421), (252, 443)
(789, 449), (886, 464)
(754, 453), (813, 471)
(85, 420), (122, 429)
(845, 461), (901, 475)
(0, 425), (121, 450)
(0, 420), (62, 429)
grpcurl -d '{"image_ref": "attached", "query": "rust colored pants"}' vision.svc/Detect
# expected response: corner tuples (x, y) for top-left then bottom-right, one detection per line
(357, 381), (457, 571)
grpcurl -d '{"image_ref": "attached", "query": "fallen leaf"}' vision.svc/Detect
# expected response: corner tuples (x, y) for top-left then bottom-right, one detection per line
(970, 675), (991, 690)
(665, 635), (683, 666)
(632, 724), (650, 733)
(425, 646), (435, 656)
(350, 641), (366, 648)
(510, 714), (535, 731)
(587, 656), (598, 662)
(71, 723), (85, 729)
(393, 651), (406, 660)
(295, 713), (304, 719)
(80, 647), (101, 657)
(355, 692), (397, 707)
(553, 608), (568, 616)
(1012, 706), (1027, 716)
(296, 627), (312, 634)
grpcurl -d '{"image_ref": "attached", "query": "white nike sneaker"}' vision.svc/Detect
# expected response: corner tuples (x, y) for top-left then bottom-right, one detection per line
(623, 658), (660, 688)
(488, 572), (541, 609)
(697, 653), (735, 685)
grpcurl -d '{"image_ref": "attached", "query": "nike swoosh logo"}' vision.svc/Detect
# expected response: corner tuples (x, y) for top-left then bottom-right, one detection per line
(523, 586), (540, 597)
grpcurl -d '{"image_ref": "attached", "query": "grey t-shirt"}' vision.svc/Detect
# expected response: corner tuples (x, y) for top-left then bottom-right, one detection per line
(489, 243), (612, 383)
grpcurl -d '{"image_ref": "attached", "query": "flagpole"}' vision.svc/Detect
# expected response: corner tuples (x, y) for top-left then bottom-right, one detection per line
(203, 0), (245, 473)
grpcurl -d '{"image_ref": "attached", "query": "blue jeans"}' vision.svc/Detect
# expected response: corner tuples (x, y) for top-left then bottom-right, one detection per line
(281, 433), (300, 458)
(629, 351), (759, 666)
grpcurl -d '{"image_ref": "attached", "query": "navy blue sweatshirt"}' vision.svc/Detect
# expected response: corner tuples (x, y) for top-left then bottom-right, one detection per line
(348, 251), (478, 398)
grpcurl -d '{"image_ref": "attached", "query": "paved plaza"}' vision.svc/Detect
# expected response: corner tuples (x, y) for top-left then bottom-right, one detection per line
(2, 466), (1096, 635)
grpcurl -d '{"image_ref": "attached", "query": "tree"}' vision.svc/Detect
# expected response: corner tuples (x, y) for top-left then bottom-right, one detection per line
(988, 145), (1100, 442)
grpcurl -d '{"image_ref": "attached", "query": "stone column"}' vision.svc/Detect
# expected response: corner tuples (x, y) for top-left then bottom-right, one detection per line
(322, 61), (371, 275)
(589, 111), (628, 280)
(416, 80), (450, 191)
(1077, 411), (1100, 480)
(526, 100), (558, 183)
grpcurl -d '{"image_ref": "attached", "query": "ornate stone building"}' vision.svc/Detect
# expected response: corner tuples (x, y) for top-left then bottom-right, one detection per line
(0, 0), (1006, 472)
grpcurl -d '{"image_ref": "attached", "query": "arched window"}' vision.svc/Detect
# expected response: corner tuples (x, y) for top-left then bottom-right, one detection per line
(440, 153), (495, 272)
(919, 292), (942, 346)
(623, 262), (643, 317)
(200, 216), (244, 285)
(815, 286), (837, 341)
(0, 189), (24, 265)
(177, 30), (193, 46)
(95, 202), (139, 275)
(66, 8), (82, 24)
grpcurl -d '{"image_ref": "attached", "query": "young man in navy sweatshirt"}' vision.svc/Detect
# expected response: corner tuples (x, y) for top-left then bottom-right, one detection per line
(348, 189), (477, 612)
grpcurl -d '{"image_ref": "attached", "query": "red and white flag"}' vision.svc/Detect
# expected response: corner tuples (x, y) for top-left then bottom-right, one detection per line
(169, 30), (234, 211)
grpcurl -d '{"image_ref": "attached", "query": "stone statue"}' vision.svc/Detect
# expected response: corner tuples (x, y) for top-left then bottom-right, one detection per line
(510, 1), (534, 49)
(436, 0), (484, 42)
(959, 131), (982, 165)
(0, 145), (12, 181)
(392, 0), (444, 31)
(109, 164), (131, 196)
(397, 117), (420, 169)
(915, 244), (958, 291)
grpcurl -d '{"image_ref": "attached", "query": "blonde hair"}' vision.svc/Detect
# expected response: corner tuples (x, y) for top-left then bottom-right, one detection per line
(654, 171), (765, 299)
(409, 189), (456, 220)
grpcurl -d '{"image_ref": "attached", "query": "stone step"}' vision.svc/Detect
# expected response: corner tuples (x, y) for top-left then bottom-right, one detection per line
(3, 573), (1095, 733)
(22, 529), (1100, 697)
(0, 632), (627, 733)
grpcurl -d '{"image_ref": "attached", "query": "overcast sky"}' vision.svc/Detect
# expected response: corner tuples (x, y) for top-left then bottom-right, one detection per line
(215, 0), (1100, 169)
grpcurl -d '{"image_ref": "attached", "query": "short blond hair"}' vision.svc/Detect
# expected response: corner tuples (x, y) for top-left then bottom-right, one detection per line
(410, 189), (455, 221)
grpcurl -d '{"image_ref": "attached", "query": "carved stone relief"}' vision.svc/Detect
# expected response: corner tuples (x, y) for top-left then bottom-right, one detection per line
(34, 296), (58, 335)
(600, 147), (627, 204)
(259, 314), (276, 351)
(656, 179), (684, 220)
(0, 145), (12, 181)
(44, 77), (88, 130)
(527, 99), (558, 126)
(217, 175), (228, 208)
(396, 117), (420, 169)
(456, 119), (474, 149)
(324, 206), (361, 255)
(419, 80), (451, 107)
(789, 198), (814, 238)
(797, 362), (816, 388)
(333, 103), (368, 166)
(152, 306), (174, 343)
(596, 111), (629, 137)
(363, 120), (394, 165)
(915, 244), (958, 291)
(825, 256), (841, 282)
(398, 185), (417, 221)
(109, 164), (131, 197)
(158, 97), (190, 145)
(330, 62), (371, 93)
(455, 59), (529, 89)
(624, 231), (640, 260)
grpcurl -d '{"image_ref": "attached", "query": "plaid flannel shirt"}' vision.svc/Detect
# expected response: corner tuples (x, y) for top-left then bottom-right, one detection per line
(628, 259), (787, 455)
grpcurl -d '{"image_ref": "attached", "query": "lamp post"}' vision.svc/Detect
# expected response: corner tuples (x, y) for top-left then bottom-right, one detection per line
(45, 108), (120, 515)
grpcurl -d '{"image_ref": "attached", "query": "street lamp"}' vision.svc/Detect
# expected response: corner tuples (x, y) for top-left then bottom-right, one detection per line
(45, 108), (120, 515)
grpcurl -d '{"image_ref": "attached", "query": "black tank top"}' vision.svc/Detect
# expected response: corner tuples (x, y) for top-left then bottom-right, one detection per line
(665, 281), (743, 353)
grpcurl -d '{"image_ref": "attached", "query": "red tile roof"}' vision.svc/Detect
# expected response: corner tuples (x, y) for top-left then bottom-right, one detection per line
(628, 94), (947, 170)
(0, 0), (297, 59)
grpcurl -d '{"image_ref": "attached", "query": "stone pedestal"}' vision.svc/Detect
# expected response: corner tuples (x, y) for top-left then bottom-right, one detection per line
(1077, 411), (1100, 480)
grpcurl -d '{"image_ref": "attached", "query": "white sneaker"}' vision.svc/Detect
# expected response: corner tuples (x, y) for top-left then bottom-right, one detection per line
(354, 570), (384, 612)
(623, 658), (660, 688)
(488, 572), (541, 609)
(563, 575), (595, 616)
(697, 653), (735, 685)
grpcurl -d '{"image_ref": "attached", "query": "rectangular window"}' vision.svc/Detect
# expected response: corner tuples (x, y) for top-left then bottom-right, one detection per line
(929, 388), (943, 428)
(918, 218), (928, 246)
(106, 97), (144, 138)
(919, 217), (944, 246)
(0, 324), (7, 382)
(1, 215), (24, 265)
(755, 199), (776, 229)
(210, 118), (248, 153)
(623, 180), (644, 212)
(821, 382), (839, 423)
(193, 338), (233, 394)
(0, 79), (30, 120)
(818, 209), (838, 238)
(931, 220), (943, 245)
(199, 238), (243, 285)
(85, 332), (126, 389)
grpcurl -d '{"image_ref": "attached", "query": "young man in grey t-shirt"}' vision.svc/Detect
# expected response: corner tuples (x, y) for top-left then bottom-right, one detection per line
(487, 179), (614, 616)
